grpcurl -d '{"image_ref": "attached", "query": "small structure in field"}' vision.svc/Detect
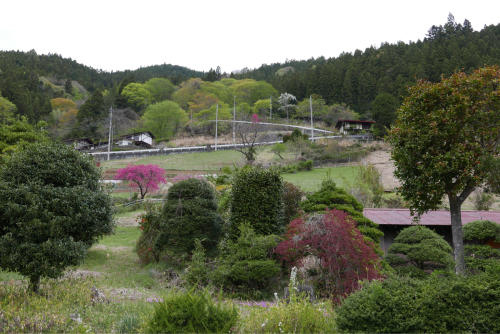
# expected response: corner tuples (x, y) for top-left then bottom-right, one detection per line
(63, 138), (94, 151)
(335, 119), (375, 134)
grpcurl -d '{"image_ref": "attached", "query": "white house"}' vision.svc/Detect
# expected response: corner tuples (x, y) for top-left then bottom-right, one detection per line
(335, 119), (375, 134)
(64, 138), (94, 150)
(119, 131), (155, 148)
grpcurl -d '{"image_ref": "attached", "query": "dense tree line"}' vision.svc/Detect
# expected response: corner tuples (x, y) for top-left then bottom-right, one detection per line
(233, 15), (500, 115)
(0, 49), (204, 123)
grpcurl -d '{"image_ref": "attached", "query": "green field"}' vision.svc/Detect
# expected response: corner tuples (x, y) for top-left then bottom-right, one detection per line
(282, 166), (358, 192)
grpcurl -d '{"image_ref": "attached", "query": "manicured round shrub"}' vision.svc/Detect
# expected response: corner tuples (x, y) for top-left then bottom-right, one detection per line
(336, 271), (500, 333)
(146, 288), (238, 334)
(229, 167), (285, 238)
(385, 225), (453, 278)
(300, 179), (383, 247)
(463, 220), (500, 271)
(0, 142), (114, 292)
(156, 178), (223, 255)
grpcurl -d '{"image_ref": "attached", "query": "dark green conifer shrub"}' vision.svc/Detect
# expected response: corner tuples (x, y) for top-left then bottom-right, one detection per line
(156, 178), (223, 255)
(463, 220), (500, 271)
(283, 182), (304, 224)
(300, 179), (382, 247)
(136, 202), (163, 264)
(229, 167), (285, 239)
(146, 288), (238, 334)
(385, 225), (453, 278)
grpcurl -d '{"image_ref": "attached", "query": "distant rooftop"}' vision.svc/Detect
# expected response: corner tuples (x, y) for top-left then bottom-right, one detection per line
(363, 209), (500, 225)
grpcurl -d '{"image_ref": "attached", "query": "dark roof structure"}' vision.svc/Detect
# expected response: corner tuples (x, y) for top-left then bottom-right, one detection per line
(363, 209), (500, 226)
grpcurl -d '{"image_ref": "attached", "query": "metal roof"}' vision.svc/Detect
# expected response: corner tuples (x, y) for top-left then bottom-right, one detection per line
(363, 209), (500, 225)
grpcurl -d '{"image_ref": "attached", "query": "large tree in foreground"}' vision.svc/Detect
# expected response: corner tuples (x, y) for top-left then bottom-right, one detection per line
(388, 66), (500, 274)
(0, 142), (114, 292)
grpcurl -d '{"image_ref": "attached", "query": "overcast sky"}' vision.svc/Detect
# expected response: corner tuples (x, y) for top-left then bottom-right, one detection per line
(1, 0), (498, 74)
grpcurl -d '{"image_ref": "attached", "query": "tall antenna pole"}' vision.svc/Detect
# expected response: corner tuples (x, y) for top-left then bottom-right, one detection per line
(310, 95), (314, 140)
(233, 96), (236, 144)
(215, 103), (218, 151)
(107, 106), (113, 161)
(270, 95), (272, 121)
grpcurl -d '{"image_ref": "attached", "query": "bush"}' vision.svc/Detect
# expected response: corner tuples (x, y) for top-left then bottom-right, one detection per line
(184, 239), (209, 286)
(0, 142), (114, 292)
(336, 270), (500, 333)
(300, 179), (383, 248)
(283, 182), (304, 224)
(117, 313), (140, 333)
(156, 178), (223, 256)
(239, 269), (335, 333)
(471, 188), (496, 210)
(343, 163), (384, 208)
(275, 210), (382, 303)
(136, 202), (163, 264)
(211, 224), (281, 290)
(146, 288), (238, 334)
(280, 160), (314, 173)
(229, 167), (285, 239)
(464, 220), (500, 271)
(385, 225), (453, 278)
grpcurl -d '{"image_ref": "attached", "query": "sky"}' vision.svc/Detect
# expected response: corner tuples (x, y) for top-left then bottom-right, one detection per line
(1, 0), (499, 74)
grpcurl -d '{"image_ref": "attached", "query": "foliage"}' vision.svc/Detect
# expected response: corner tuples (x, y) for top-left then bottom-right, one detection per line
(388, 66), (500, 273)
(50, 98), (76, 111)
(239, 269), (336, 333)
(371, 93), (396, 136)
(0, 117), (48, 163)
(229, 167), (285, 239)
(120, 83), (152, 112)
(144, 77), (174, 103)
(275, 210), (381, 303)
(463, 220), (500, 271)
(136, 202), (164, 264)
(0, 96), (17, 122)
(385, 225), (453, 277)
(279, 160), (314, 173)
(270, 142), (286, 160)
(146, 288), (238, 334)
(300, 179), (382, 247)
(0, 142), (114, 292)
(471, 188), (496, 211)
(283, 182), (304, 224)
(184, 239), (210, 286)
(211, 224), (281, 290)
(74, 89), (106, 137)
(343, 163), (384, 208)
(138, 100), (187, 139)
(117, 313), (140, 334)
(278, 92), (298, 121)
(336, 269), (500, 333)
(172, 173), (204, 182)
(156, 178), (223, 255)
(114, 164), (166, 199)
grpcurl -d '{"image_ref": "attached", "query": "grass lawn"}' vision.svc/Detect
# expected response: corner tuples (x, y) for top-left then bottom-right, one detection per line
(282, 166), (358, 192)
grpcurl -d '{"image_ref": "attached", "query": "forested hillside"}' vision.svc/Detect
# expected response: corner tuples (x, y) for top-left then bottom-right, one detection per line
(233, 15), (500, 114)
(1, 14), (499, 141)
(0, 50), (204, 123)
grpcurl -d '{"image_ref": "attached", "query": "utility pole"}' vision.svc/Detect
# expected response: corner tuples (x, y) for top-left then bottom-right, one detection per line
(233, 96), (236, 144)
(190, 109), (193, 135)
(270, 95), (272, 121)
(215, 103), (218, 151)
(107, 106), (113, 161)
(310, 95), (314, 140)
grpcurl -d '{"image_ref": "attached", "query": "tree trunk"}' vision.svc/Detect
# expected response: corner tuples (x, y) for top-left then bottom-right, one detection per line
(449, 196), (466, 274)
(29, 275), (41, 293)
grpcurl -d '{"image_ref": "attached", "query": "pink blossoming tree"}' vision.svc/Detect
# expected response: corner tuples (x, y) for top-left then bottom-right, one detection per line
(114, 164), (166, 199)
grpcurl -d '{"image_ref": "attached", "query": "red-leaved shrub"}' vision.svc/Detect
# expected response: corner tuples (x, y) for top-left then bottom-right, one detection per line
(275, 209), (381, 304)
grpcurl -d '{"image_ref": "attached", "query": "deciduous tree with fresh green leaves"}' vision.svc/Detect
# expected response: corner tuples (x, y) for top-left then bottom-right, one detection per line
(389, 66), (500, 274)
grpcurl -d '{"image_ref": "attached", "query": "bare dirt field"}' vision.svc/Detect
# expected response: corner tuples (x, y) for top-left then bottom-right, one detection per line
(363, 149), (401, 191)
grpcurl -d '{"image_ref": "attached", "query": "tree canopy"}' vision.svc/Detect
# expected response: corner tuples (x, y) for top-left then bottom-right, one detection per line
(389, 66), (500, 273)
(139, 101), (187, 140)
(0, 142), (114, 292)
